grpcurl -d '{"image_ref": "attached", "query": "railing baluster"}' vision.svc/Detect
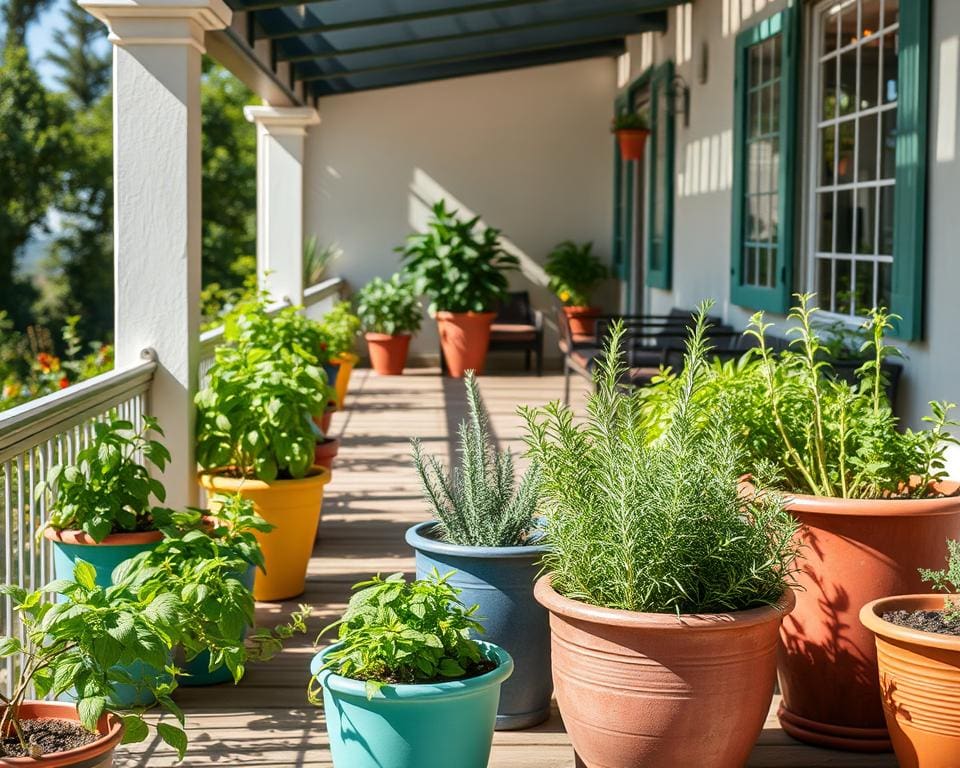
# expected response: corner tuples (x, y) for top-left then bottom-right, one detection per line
(3, 458), (13, 694)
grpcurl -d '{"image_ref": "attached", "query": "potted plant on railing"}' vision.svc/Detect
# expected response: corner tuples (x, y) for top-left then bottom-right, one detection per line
(399, 200), (518, 377)
(544, 241), (608, 337)
(0, 562), (190, 763)
(405, 371), (548, 729)
(861, 540), (960, 766)
(611, 108), (650, 162)
(318, 301), (362, 408)
(309, 571), (513, 768)
(195, 297), (332, 602)
(522, 309), (800, 767)
(355, 274), (422, 376)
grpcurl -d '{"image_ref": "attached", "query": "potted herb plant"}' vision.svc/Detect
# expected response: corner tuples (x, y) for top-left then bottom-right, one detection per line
(399, 200), (518, 377)
(0, 562), (191, 763)
(544, 241), (608, 337)
(318, 301), (362, 408)
(309, 571), (513, 768)
(195, 297), (332, 602)
(355, 274), (423, 375)
(405, 371), (547, 729)
(611, 109), (650, 162)
(523, 309), (799, 767)
(861, 541), (960, 767)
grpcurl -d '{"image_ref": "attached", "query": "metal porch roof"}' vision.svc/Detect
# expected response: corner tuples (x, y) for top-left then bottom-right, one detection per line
(225, 0), (681, 101)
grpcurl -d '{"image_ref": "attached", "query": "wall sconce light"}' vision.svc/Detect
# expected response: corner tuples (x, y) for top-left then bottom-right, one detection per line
(669, 74), (691, 128)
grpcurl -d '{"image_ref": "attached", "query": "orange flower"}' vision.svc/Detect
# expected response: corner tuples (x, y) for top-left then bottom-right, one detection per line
(58, 377), (70, 390)
(36, 353), (61, 374)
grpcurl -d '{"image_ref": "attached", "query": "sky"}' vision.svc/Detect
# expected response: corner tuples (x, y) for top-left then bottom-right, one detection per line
(26, 0), (78, 88)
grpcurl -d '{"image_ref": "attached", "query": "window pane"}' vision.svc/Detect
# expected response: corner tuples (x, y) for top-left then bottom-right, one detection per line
(769, 193), (780, 242)
(820, 126), (836, 185)
(882, 31), (898, 103)
(817, 258), (834, 311)
(839, 49), (857, 116)
(880, 108), (897, 178)
(837, 188), (855, 253)
(878, 261), (892, 308)
(749, 143), (763, 193)
(840, 1), (858, 48)
(884, 0), (899, 28)
(862, 0), (881, 36)
(745, 247), (757, 284)
(750, 91), (762, 137)
(879, 185), (895, 255)
(854, 260), (874, 315)
(858, 113), (879, 181)
(759, 247), (773, 287)
(770, 82), (781, 133)
(818, 192), (835, 251)
(856, 188), (878, 254)
(838, 120), (856, 183)
(770, 36), (781, 81)
(822, 8), (839, 56)
(821, 58), (838, 120)
(768, 138), (780, 194)
(750, 43), (762, 87)
(860, 38), (881, 110)
(835, 258), (853, 315)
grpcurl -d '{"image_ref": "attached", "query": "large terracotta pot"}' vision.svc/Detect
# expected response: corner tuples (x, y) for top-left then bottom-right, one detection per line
(860, 594), (960, 768)
(199, 468), (330, 602)
(562, 306), (601, 338)
(0, 700), (123, 766)
(436, 311), (495, 378)
(365, 332), (411, 375)
(616, 128), (650, 161)
(534, 575), (794, 767)
(778, 487), (960, 751)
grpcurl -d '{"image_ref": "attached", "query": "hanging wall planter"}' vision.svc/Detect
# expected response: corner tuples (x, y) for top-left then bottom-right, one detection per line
(615, 128), (650, 161)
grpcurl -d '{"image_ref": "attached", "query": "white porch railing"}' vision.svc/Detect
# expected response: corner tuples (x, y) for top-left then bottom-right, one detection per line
(0, 352), (157, 695)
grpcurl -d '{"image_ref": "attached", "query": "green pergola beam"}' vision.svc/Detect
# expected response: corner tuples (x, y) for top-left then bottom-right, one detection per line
(278, 7), (666, 63)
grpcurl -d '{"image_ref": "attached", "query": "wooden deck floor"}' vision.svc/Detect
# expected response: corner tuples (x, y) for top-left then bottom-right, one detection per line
(116, 369), (898, 767)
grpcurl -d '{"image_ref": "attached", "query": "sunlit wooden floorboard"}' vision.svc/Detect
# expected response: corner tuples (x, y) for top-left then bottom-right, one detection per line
(114, 366), (897, 767)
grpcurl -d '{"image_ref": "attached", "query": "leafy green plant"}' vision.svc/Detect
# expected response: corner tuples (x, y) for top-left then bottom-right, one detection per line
(37, 416), (170, 542)
(309, 571), (487, 701)
(611, 109), (649, 132)
(398, 200), (518, 314)
(195, 296), (331, 480)
(317, 301), (361, 360)
(544, 241), (608, 307)
(117, 495), (310, 682)
(412, 372), (540, 547)
(522, 306), (800, 614)
(303, 237), (341, 287)
(355, 274), (423, 336)
(0, 562), (189, 759)
(920, 540), (960, 624)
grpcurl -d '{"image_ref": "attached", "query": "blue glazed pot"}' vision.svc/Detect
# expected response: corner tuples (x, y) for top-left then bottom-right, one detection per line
(322, 361), (341, 391)
(45, 529), (167, 707)
(312, 640), (512, 768)
(181, 565), (257, 686)
(405, 521), (552, 729)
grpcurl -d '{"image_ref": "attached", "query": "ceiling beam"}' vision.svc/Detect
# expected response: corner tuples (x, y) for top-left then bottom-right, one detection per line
(278, 7), (666, 63)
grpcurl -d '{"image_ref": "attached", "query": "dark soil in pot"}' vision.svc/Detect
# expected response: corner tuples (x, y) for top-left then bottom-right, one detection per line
(883, 609), (960, 636)
(1, 718), (97, 757)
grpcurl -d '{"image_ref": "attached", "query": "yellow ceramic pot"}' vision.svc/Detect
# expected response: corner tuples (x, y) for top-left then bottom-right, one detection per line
(332, 352), (358, 408)
(199, 467), (330, 601)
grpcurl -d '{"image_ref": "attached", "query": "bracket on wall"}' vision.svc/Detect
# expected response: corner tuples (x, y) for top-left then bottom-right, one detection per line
(668, 74), (691, 128)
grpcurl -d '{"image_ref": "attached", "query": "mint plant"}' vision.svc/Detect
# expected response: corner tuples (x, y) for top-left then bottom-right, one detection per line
(920, 540), (960, 624)
(355, 274), (423, 336)
(0, 562), (189, 759)
(412, 371), (540, 547)
(611, 109), (649, 131)
(398, 200), (518, 314)
(310, 571), (487, 701)
(317, 301), (361, 361)
(37, 416), (170, 542)
(544, 241), (607, 307)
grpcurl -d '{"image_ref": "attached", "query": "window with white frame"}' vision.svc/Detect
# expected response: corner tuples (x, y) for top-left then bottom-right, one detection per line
(809, 0), (899, 318)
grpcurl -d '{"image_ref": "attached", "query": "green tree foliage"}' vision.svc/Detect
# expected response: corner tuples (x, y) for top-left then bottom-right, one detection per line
(45, 3), (110, 108)
(1, 0), (52, 48)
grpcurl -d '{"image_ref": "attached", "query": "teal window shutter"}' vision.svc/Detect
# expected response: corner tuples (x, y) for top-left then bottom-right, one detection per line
(890, 0), (930, 341)
(645, 61), (675, 290)
(730, 8), (797, 313)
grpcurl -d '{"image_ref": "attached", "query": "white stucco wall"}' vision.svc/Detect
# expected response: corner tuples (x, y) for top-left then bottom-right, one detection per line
(304, 58), (618, 365)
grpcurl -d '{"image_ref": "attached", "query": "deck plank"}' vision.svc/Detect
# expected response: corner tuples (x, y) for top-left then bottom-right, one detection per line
(113, 368), (896, 767)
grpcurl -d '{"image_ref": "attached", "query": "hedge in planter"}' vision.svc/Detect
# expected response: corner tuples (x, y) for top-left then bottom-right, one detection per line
(356, 274), (422, 375)
(406, 371), (547, 729)
(544, 241), (608, 337)
(399, 200), (518, 377)
(638, 295), (960, 751)
(523, 308), (799, 768)
(309, 571), (512, 768)
(195, 297), (333, 601)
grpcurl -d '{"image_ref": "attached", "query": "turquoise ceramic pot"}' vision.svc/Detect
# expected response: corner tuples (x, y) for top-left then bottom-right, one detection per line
(312, 640), (513, 768)
(46, 529), (165, 707)
(181, 565), (256, 686)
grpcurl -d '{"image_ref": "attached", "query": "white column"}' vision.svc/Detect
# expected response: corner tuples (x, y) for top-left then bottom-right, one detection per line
(81, 0), (231, 508)
(243, 106), (320, 306)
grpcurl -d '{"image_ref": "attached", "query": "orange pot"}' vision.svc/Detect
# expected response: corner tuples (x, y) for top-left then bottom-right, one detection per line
(331, 353), (357, 409)
(534, 575), (794, 767)
(199, 468), (330, 602)
(315, 403), (336, 436)
(562, 306), (601, 338)
(777, 486), (960, 751)
(861, 594), (960, 768)
(436, 311), (495, 378)
(314, 436), (339, 472)
(365, 332), (411, 375)
(616, 128), (650, 161)
(0, 700), (123, 766)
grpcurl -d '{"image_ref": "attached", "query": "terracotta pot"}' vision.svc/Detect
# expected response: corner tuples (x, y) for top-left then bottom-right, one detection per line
(314, 436), (340, 472)
(860, 594), (960, 768)
(365, 332), (411, 376)
(436, 311), (495, 378)
(562, 306), (601, 338)
(616, 128), (650, 161)
(199, 467), (330, 602)
(534, 575), (794, 767)
(777, 486), (960, 751)
(0, 700), (123, 766)
(315, 402), (336, 435)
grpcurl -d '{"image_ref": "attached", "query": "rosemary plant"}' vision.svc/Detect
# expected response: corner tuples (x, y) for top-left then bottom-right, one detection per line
(522, 305), (799, 614)
(412, 372), (540, 547)
(920, 540), (960, 625)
